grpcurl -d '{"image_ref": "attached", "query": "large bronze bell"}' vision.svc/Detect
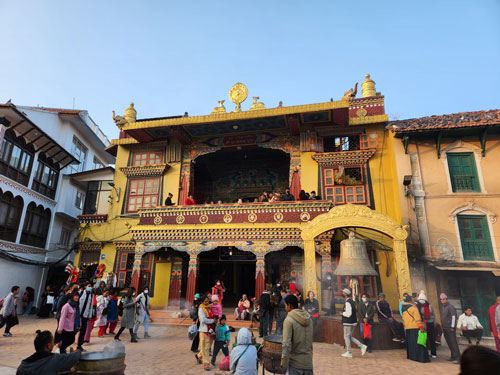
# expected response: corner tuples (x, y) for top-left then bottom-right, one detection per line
(334, 231), (378, 276)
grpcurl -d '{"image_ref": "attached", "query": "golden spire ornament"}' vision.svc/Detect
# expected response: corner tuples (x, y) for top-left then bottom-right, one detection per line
(229, 83), (248, 112)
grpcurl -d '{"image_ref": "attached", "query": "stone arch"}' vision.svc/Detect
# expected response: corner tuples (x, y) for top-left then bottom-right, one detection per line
(300, 204), (410, 299)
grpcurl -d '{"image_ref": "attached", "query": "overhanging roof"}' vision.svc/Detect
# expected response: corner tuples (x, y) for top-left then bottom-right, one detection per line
(0, 103), (78, 169)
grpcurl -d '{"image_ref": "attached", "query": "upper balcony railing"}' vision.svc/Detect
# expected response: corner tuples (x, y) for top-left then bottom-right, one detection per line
(137, 200), (333, 226)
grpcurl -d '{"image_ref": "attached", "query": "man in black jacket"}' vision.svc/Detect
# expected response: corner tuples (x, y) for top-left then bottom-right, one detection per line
(357, 293), (376, 353)
(341, 288), (367, 358)
(259, 290), (272, 337)
(440, 293), (460, 364)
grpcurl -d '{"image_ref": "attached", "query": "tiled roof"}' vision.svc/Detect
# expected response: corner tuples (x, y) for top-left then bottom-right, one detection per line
(390, 109), (500, 133)
(31, 107), (85, 116)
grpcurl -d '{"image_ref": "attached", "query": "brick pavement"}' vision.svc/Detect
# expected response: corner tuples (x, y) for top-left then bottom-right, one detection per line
(0, 316), (459, 375)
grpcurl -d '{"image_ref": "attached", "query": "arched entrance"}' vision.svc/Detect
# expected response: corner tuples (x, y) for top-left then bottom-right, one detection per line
(301, 204), (410, 300)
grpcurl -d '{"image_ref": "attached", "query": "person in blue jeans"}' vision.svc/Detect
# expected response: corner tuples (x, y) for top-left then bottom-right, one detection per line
(211, 315), (230, 367)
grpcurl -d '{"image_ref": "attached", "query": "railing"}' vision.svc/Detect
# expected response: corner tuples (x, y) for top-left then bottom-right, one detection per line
(78, 214), (108, 224)
(462, 242), (494, 261)
(453, 175), (477, 192)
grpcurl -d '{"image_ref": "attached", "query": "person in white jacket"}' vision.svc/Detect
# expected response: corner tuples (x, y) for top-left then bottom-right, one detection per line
(133, 287), (152, 339)
(230, 328), (257, 375)
(458, 307), (484, 345)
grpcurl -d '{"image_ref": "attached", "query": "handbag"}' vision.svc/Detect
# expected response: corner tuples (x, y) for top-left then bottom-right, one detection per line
(362, 323), (372, 339)
(188, 323), (198, 340)
(219, 355), (230, 371)
(417, 330), (427, 347)
(102, 307), (109, 315)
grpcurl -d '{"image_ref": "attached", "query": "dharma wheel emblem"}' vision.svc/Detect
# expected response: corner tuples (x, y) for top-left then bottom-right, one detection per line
(153, 216), (162, 225)
(176, 215), (185, 224)
(229, 83), (248, 112)
(248, 213), (258, 223)
(300, 212), (311, 222)
(223, 214), (233, 223)
(274, 212), (284, 223)
(199, 215), (209, 224)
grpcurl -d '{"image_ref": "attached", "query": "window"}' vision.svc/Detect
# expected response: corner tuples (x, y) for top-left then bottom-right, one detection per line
(31, 155), (59, 199)
(458, 215), (494, 261)
(0, 131), (34, 186)
(0, 191), (23, 242)
(93, 156), (104, 169)
(360, 133), (378, 149)
(59, 228), (72, 247)
(68, 137), (87, 174)
(116, 252), (153, 289)
(131, 151), (163, 166)
(322, 166), (366, 204)
(300, 132), (324, 152)
(75, 191), (85, 209)
(127, 178), (160, 212)
(447, 153), (480, 192)
(20, 203), (51, 248)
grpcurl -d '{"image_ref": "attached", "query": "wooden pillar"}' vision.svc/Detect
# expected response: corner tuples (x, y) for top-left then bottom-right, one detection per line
(130, 242), (145, 291)
(303, 239), (318, 297)
(255, 254), (265, 299)
(318, 241), (332, 278)
(186, 251), (199, 305)
(393, 239), (412, 299)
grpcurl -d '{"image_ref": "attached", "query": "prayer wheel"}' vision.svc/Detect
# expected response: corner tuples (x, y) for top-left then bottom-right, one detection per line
(259, 335), (286, 374)
(333, 231), (378, 276)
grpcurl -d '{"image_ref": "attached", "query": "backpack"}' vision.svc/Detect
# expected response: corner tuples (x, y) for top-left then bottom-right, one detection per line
(52, 295), (61, 313)
(118, 300), (124, 317)
(189, 305), (198, 320)
(0, 297), (4, 311)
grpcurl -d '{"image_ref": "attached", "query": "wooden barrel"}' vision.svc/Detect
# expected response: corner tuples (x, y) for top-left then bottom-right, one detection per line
(260, 335), (285, 374)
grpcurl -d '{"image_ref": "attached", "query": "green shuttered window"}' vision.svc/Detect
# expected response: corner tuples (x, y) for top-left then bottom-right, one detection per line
(447, 153), (480, 192)
(458, 215), (494, 261)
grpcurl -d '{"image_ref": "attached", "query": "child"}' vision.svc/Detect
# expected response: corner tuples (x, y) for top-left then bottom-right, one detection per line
(210, 295), (222, 336)
(250, 301), (260, 329)
(211, 315), (230, 367)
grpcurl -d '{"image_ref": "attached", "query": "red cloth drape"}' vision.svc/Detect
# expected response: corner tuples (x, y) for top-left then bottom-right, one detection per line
(290, 170), (301, 201)
(255, 272), (265, 301)
(178, 174), (188, 206)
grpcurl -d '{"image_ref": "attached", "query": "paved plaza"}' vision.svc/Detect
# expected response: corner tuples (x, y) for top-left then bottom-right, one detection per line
(0, 316), (461, 375)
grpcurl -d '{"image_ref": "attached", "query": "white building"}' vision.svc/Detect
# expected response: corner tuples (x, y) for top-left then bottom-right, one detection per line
(0, 103), (114, 308)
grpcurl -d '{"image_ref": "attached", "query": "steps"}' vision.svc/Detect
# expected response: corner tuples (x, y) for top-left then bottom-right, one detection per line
(149, 309), (253, 329)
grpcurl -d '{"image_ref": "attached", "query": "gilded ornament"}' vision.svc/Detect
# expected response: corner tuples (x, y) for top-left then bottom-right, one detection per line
(211, 100), (226, 115)
(361, 74), (376, 98)
(300, 212), (311, 222)
(274, 212), (284, 223)
(342, 82), (358, 101)
(223, 214), (233, 223)
(229, 83), (248, 112)
(176, 215), (185, 224)
(153, 216), (163, 225)
(199, 215), (208, 224)
(248, 213), (258, 223)
(356, 108), (367, 118)
(249, 96), (266, 111)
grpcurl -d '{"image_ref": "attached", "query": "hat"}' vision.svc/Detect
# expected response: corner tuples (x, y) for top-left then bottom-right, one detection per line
(378, 292), (386, 298)
(194, 293), (201, 299)
(342, 288), (351, 295)
(418, 290), (427, 301)
(211, 294), (219, 302)
(440, 293), (448, 299)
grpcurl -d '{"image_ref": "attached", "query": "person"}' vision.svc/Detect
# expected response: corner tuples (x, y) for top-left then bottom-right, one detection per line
(185, 194), (196, 205)
(190, 293), (202, 352)
(105, 289), (119, 335)
(298, 190), (308, 201)
(488, 296), (500, 352)
(96, 289), (110, 337)
(16, 330), (81, 375)
(57, 291), (81, 353)
(276, 290), (288, 335)
(440, 293), (460, 364)
(165, 192), (174, 206)
(212, 280), (224, 304)
(340, 288), (367, 358)
(272, 281), (283, 301)
(235, 294), (251, 320)
(211, 315), (230, 367)
(294, 290), (304, 310)
(250, 300), (260, 329)
(258, 289), (272, 338)
(281, 294), (313, 375)
(82, 287), (97, 345)
(211, 294), (222, 321)
(230, 328), (257, 375)
(459, 345), (500, 375)
(22, 287), (35, 316)
(76, 282), (95, 351)
(114, 287), (137, 342)
(95, 281), (106, 296)
(304, 291), (319, 329)
(458, 307), (484, 346)
(289, 278), (297, 295)
(401, 294), (430, 363)
(310, 191), (320, 200)
(415, 290), (437, 358)
(375, 292), (404, 342)
(197, 294), (215, 371)
(357, 293), (376, 353)
(321, 272), (336, 315)
(0, 285), (20, 337)
(281, 188), (295, 201)
(134, 287), (151, 339)
(37, 285), (55, 318)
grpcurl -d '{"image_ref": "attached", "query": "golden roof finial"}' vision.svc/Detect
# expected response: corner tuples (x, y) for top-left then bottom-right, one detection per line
(124, 102), (137, 123)
(361, 74), (376, 98)
(229, 83), (248, 112)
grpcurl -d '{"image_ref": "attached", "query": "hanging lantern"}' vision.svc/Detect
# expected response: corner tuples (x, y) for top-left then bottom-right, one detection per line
(334, 231), (378, 276)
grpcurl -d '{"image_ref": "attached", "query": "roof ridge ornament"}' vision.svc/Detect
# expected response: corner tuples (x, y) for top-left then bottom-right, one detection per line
(249, 96), (266, 111)
(229, 82), (248, 112)
(112, 102), (136, 129)
(211, 100), (226, 115)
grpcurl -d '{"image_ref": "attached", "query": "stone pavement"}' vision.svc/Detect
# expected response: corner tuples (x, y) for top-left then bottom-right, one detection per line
(0, 316), (460, 375)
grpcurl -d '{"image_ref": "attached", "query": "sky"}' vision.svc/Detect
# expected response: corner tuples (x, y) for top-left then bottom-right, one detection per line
(1, 1), (499, 140)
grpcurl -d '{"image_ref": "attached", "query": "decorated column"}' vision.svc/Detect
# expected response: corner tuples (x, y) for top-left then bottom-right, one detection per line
(255, 254), (266, 299)
(393, 235), (412, 299)
(302, 239), (318, 298)
(130, 242), (145, 291)
(317, 241), (332, 278)
(186, 246), (201, 305)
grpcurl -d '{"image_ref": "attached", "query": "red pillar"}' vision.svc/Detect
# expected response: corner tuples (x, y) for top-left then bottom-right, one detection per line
(255, 255), (265, 299)
(130, 244), (144, 291)
(186, 253), (199, 306)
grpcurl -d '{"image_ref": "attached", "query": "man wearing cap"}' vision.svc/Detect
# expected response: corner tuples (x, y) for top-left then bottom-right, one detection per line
(376, 293), (404, 342)
(440, 293), (460, 363)
(340, 288), (367, 358)
(190, 293), (202, 353)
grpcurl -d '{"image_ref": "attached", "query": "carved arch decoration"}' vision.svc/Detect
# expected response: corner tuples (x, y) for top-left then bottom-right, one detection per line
(449, 201), (497, 224)
(300, 204), (410, 299)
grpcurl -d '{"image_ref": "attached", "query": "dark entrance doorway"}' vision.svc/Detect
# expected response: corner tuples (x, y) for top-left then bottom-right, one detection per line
(198, 247), (256, 306)
(193, 147), (290, 204)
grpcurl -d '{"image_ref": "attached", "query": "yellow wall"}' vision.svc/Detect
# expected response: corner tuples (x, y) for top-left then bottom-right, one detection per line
(149, 262), (172, 307)
(300, 152), (319, 194)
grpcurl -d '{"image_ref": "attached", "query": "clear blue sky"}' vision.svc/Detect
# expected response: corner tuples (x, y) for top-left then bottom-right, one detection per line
(1, 1), (499, 139)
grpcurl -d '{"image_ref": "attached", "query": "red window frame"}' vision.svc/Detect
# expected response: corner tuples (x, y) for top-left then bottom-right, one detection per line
(322, 166), (366, 205)
(360, 133), (378, 149)
(117, 252), (153, 289)
(131, 151), (163, 166)
(126, 178), (160, 212)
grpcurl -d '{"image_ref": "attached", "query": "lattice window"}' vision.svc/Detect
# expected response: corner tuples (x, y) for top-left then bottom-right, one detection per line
(127, 178), (160, 212)
(132, 151), (163, 166)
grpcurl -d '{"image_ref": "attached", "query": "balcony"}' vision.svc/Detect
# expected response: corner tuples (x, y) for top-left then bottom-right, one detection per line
(452, 175), (478, 192)
(137, 200), (332, 226)
(78, 214), (108, 224)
